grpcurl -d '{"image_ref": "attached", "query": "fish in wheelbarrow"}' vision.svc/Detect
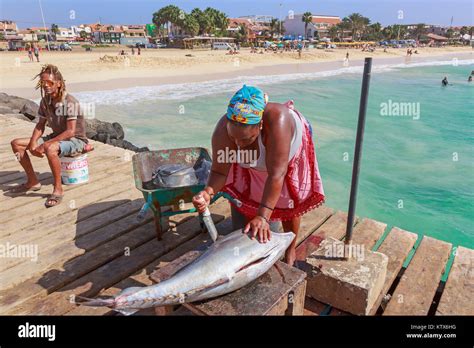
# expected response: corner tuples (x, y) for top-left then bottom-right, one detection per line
(75, 229), (295, 315)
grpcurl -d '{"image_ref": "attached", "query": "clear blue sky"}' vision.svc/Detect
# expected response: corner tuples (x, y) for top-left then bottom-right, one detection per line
(1, 0), (472, 29)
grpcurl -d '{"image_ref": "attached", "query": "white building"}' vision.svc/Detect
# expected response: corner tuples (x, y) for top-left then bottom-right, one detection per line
(284, 14), (341, 38)
(56, 27), (76, 41)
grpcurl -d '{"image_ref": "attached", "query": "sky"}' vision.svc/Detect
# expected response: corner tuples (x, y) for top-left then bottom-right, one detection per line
(0, 0), (472, 29)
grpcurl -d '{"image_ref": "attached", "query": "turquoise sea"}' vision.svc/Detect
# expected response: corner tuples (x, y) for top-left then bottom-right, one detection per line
(79, 59), (474, 249)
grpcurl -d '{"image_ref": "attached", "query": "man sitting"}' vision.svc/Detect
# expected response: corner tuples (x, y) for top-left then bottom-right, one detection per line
(10, 64), (91, 207)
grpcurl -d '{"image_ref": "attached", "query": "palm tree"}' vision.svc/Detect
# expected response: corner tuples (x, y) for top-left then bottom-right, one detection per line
(204, 7), (229, 35)
(412, 23), (426, 40)
(382, 25), (394, 40)
(152, 5), (181, 37)
(51, 23), (60, 41)
(191, 8), (212, 35)
(328, 25), (339, 41)
(343, 13), (370, 41)
(268, 18), (285, 38)
(392, 24), (407, 40)
(181, 14), (199, 36)
(365, 22), (382, 41)
(302, 12), (313, 39)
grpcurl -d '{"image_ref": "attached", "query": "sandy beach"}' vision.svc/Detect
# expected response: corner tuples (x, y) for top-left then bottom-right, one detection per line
(0, 46), (471, 99)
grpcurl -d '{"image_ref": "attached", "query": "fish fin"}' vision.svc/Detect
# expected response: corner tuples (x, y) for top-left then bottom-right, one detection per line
(117, 286), (143, 296)
(185, 277), (230, 298)
(74, 295), (115, 307)
(114, 308), (140, 316)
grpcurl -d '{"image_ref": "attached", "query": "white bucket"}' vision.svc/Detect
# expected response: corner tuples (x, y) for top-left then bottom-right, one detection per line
(60, 154), (89, 185)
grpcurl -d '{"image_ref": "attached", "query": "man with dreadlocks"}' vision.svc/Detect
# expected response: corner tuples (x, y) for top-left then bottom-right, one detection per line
(10, 64), (90, 207)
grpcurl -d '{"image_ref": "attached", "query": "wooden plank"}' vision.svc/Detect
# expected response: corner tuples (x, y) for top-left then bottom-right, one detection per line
(0, 173), (135, 236)
(436, 246), (474, 315)
(0, 143), (115, 187)
(0, 215), (155, 293)
(1, 188), (143, 247)
(294, 206), (334, 246)
(368, 227), (418, 315)
(383, 236), (451, 315)
(303, 297), (327, 316)
(0, 191), (144, 256)
(0, 159), (133, 210)
(0, 194), (147, 272)
(296, 210), (358, 262)
(349, 218), (387, 249)
(3, 200), (230, 314)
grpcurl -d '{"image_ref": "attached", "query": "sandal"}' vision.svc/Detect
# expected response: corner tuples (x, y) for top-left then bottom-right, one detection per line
(9, 183), (42, 193)
(45, 193), (64, 208)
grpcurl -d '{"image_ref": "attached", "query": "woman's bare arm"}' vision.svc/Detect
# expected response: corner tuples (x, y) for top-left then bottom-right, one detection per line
(258, 104), (293, 219)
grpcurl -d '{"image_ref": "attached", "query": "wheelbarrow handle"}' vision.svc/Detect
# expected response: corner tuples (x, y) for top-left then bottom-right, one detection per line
(137, 193), (153, 221)
(212, 192), (242, 207)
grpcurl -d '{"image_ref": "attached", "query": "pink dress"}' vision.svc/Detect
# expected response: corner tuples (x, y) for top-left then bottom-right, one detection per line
(222, 100), (325, 221)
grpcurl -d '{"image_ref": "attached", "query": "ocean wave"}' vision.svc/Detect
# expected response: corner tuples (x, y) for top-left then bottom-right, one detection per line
(74, 59), (474, 105)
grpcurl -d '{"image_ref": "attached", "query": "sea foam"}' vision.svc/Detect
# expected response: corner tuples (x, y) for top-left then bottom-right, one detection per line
(74, 59), (474, 105)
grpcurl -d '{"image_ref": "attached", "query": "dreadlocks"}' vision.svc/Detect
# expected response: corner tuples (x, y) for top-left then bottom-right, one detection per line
(33, 64), (66, 100)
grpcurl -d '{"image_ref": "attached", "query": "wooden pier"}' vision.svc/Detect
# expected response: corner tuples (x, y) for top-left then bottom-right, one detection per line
(0, 117), (472, 316)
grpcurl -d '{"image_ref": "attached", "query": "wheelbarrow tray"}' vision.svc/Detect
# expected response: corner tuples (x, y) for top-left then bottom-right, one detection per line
(132, 147), (211, 207)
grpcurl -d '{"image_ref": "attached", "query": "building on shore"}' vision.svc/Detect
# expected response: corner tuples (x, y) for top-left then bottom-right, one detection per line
(120, 25), (148, 46)
(283, 14), (341, 39)
(55, 27), (76, 42)
(90, 24), (124, 44)
(238, 15), (274, 25)
(228, 18), (270, 42)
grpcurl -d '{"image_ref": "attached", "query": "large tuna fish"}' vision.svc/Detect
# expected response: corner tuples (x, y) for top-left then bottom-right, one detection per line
(76, 229), (295, 315)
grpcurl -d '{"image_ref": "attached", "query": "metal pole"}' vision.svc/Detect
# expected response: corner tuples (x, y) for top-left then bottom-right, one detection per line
(279, 3), (282, 38)
(38, 0), (50, 50)
(345, 57), (372, 248)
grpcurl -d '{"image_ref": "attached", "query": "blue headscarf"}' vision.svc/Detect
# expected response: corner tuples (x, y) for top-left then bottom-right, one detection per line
(227, 85), (267, 125)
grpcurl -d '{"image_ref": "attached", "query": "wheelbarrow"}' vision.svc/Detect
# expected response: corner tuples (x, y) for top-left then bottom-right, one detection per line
(132, 147), (240, 240)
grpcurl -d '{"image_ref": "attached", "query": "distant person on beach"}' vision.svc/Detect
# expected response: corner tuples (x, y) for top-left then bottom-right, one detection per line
(346, 52), (349, 60)
(10, 64), (91, 207)
(27, 45), (33, 62)
(192, 85), (325, 266)
(442, 76), (449, 86)
(131, 47), (135, 55)
(137, 46), (141, 55)
(33, 45), (40, 62)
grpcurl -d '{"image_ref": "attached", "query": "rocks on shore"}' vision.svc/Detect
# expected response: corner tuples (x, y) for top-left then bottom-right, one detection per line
(0, 92), (149, 152)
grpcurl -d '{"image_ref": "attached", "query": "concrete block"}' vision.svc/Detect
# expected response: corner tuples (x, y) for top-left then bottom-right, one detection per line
(304, 237), (388, 315)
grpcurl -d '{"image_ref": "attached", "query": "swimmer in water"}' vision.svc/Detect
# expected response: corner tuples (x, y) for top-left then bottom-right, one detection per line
(442, 76), (449, 86)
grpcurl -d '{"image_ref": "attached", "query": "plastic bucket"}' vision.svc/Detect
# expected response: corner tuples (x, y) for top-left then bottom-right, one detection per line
(60, 154), (89, 185)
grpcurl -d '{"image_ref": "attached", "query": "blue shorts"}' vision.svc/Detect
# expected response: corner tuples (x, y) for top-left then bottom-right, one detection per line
(38, 134), (86, 158)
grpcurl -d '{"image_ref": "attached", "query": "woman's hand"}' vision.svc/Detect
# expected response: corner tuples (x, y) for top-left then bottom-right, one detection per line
(244, 216), (271, 243)
(192, 190), (211, 214)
